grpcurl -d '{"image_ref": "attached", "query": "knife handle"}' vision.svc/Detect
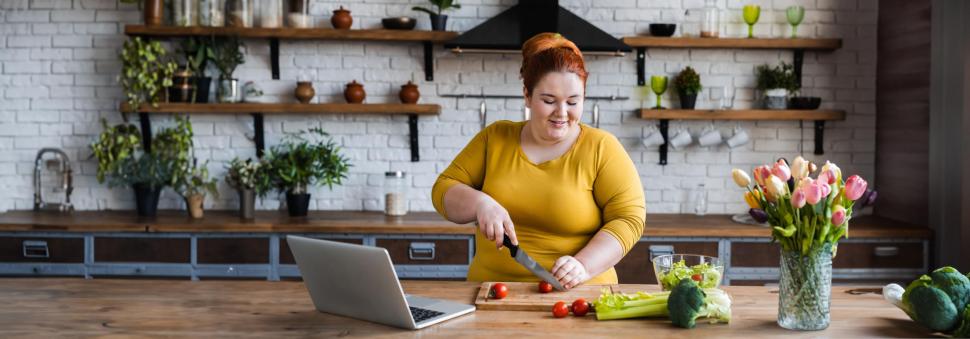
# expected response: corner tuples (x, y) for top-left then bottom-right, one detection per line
(502, 234), (518, 257)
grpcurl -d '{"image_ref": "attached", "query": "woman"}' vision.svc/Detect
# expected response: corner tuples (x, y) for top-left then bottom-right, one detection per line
(431, 33), (645, 289)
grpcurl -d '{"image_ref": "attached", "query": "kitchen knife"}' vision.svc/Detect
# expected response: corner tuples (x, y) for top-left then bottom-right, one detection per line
(502, 235), (566, 291)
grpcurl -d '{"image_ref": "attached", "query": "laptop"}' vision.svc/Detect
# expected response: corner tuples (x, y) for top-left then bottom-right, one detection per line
(286, 235), (476, 330)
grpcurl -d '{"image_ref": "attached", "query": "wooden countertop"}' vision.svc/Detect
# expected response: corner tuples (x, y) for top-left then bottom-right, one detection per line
(0, 278), (932, 337)
(0, 210), (931, 239)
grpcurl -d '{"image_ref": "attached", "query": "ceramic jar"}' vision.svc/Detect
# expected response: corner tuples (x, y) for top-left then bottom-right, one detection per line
(331, 6), (352, 29)
(399, 81), (419, 104)
(295, 81), (315, 104)
(344, 80), (365, 103)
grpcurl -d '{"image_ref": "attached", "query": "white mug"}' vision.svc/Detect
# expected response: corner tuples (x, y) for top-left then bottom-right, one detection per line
(726, 127), (750, 148)
(642, 126), (665, 148)
(668, 128), (693, 149)
(698, 127), (723, 147)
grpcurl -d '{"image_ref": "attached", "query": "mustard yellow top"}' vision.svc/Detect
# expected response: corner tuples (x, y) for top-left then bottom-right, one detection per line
(431, 120), (645, 284)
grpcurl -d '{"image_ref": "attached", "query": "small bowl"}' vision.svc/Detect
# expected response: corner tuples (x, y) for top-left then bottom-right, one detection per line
(652, 254), (723, 291)
(789, 96), (822, 110)
(649, 23), (677, 37)
(382, 16), (417, 30)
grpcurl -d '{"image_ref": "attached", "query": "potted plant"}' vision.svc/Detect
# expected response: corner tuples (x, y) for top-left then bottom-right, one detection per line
(226, 157), (272, 219)
(178, 37), (214, 103)
(176, 161), (219, 219)
(756, 62), (799, 110)
(266, 128), (351, 217)
(673, 66), (702, 109)
(120, 37), (177, 113)
(412, 0), (461, 31)
(208, 36), (245, 103)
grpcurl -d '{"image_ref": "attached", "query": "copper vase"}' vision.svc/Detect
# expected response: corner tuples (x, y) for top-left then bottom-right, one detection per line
(144, 0), (163, 26)
(399, 81), (420, 104)
(331, 6), (352, 29)
(344, 80), (365, 104)
(295, 81), (315, 104)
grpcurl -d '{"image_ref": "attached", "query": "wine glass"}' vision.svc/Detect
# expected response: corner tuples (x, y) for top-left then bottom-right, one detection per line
(786, 6), (805, 38)
(743, 5), (760, 38)
(650, 75), (668, 109)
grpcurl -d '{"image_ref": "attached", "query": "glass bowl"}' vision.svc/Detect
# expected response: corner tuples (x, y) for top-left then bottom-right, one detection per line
(652, 254), (724, 291)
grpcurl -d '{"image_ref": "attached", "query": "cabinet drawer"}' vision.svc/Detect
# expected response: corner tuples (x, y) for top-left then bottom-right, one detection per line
(731, 242), (780, 267)
(833, 243), (923, 269)
(375, 238), (469, 265)
(616, 241), (719, 284)
(198, 238), (269, 264)
(0, 237), (84, 263)
(94, 237), (189, 263)
(280, 237), (363, 264)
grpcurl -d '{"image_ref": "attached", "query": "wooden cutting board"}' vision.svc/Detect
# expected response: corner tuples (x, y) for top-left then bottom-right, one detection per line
(474, 282), (663, 311)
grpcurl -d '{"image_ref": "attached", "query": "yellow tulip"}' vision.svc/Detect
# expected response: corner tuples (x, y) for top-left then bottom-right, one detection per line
(744, 190), (761, 209)
(791, 156), (809, 180)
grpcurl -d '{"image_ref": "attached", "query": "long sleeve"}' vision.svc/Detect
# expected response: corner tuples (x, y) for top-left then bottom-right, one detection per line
(431, 127), (488, 220)
(592, 134), (646, 254)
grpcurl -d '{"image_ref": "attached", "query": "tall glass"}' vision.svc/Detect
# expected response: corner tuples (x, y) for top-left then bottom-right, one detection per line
(258, 0), (283, 28)
(700, 0), (720, 38)
(174, 0), (199, 26)
(199, 0), (225, 27)
(743, 5), (760, 38)
(651, 76), (668, 109)
(227, 0), (254, 27)
(787, 6), (805, 38)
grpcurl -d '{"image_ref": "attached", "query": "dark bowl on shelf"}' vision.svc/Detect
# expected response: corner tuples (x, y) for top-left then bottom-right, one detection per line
(382, 17), (417, 30)
(649, 23), (677, 37)
(789, 96), (822, 110)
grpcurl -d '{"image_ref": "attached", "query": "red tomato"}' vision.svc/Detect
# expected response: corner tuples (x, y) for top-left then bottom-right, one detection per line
(489, 283), (509, 299)
(538, 281), (553, 293)
(571, 298), (590, 317)
(552, 301), (569, 318)
(691, 274), (702, 282)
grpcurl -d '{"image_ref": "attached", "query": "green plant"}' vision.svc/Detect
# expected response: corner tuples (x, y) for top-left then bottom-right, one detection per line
(178, 37), (213, 78)
(177, 161), (219, 198)
(120, 37), (178, 111)
(226, 157), (272, 197)
(673, 66), (702, 95)
(90, 120), (142, 184)
(208, 36), (245, 80)
(266, 128), (351, 194)
(152, 116), (194, 187)
(755, 62), (800, 93)
(90, 116), (194, 188)
(412, 0), (462, 16)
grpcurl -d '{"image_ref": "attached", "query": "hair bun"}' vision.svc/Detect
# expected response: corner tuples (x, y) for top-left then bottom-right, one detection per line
(521, 32), (584, 63)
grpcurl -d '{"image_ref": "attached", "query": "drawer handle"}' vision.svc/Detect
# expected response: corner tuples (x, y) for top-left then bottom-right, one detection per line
(408, 242), (436, 261)
(874, 246), (899, 257)
(649, 245), (674, 259)
(23, 240), (49, 259)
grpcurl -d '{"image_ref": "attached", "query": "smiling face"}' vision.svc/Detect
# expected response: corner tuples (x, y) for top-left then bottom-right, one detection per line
(524, 71), (585, 143)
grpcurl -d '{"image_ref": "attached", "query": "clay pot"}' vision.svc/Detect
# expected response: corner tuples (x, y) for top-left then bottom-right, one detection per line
(294, 81), (315, 104)
(144, 0), (163, 26)
(186, 194), (205, 219)
(331, 6), (352, 29)
(399, 81), (420, 104)
(344, 80), (365, 103)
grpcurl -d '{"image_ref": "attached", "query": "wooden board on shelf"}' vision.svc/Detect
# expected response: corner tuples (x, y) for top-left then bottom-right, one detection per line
(124, 25), (458, 42)
(639, 109), (846, 121)
(121, 102), (440, 115)
(474, 282), (661, 311)
(622, 37), (842, 50)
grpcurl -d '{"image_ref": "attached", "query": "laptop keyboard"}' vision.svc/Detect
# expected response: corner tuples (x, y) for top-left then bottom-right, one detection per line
(409, 306), (445, 323)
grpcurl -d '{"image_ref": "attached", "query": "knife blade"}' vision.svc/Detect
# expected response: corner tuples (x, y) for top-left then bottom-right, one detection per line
(502, 235), (566, 291)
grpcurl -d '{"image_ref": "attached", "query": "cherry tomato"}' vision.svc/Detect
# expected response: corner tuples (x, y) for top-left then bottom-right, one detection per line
(552, 301), (569, 318)
(538, 281), (553, 293)
(571, 298), (590, 317)
(691, 273), (702, 282)
(489, 283), (509, 299)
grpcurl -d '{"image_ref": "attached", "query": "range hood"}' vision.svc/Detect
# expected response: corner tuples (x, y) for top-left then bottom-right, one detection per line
(444, 0), (630, 55)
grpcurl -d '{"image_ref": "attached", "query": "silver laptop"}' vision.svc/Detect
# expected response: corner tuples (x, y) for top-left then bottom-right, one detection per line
(286, 235), (475, 330)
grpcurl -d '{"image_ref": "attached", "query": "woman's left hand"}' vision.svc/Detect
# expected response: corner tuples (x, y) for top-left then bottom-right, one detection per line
(551, 255), (590, 290)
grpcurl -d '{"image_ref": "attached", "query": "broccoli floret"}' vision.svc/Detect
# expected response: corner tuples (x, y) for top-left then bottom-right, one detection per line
(907, 285), (960, 332)
(666, 278), (732, 329)
(931, 266), (970, 312)
(955, 305), (970, 338)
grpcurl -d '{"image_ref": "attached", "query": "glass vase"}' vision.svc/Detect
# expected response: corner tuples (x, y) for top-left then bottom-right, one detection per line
(174, 0), (200, 27)
(227, 0), (254, 27)
(777, 243), (833, 331)
(258, 0), (283, 28)
(199, 0), (225, 27)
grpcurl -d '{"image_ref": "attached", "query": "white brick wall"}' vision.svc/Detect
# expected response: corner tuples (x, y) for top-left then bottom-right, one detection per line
(0, 0), (877, 215)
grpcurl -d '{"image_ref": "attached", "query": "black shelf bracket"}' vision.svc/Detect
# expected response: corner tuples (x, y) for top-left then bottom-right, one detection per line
(636, 47), (646, 86)
(658, 119), (669, 165)
(270, 38), (280, 80)
(814, 120), (825, 155)
(138, 113), (152, 154)
(793, 49), (805, 87)
(408, 114), (420, 162)
(423, 41), (434, 81)
(253, 113), (265, 158)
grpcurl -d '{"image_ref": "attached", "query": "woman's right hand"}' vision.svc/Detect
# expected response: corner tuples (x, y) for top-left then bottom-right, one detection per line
(475, 196), (518, 249)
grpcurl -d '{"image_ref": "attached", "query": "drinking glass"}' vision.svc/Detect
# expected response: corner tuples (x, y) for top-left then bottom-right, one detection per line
(787, 6), (805, 38)
(743, 5), (760, 38)
(650, 75), (668, 109)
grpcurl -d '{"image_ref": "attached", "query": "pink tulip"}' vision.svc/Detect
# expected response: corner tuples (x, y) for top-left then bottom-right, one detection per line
(753, 165), (771, 188)
(818, 169), (836, 185)
(772, 160), (792, 182)
(791, 189), (807, 209)
(804, 182), (823, 205)
(831, 205), (847, 226)
(844, 175), (868, 201)
(819, 182), (831, 199)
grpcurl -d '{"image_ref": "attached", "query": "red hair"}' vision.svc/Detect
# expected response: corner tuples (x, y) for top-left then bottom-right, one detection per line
(520, 33), (588, 97)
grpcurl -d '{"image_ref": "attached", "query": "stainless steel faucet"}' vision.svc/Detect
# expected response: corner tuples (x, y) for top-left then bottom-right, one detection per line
(33, 148), (73, 212)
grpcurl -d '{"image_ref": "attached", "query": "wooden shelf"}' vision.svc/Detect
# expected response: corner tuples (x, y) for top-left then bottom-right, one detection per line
(639, 109), (846, 121)
(124, 25), (459, 42)
(622, 37), (842, 50)
(121, 102), (441, 115)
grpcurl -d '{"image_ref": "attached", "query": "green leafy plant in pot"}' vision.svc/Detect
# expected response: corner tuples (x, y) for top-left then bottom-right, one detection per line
(673, 66), (702, 109)
(266, 128), (351, 217)
(412, 0), (461, 31)
(120, 37), (177, 113)
(756, 62), (799, 110)
(176, 161), (219, 219)
(177, 37), (214, 103)
(226, 157), (272, 219)
(209, 36), (245, 103)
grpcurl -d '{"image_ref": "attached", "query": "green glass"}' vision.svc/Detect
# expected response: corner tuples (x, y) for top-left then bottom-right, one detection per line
(650, 75), (668, 109)
(743, 5), (760, 38)
(786, 6), (805, 38)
